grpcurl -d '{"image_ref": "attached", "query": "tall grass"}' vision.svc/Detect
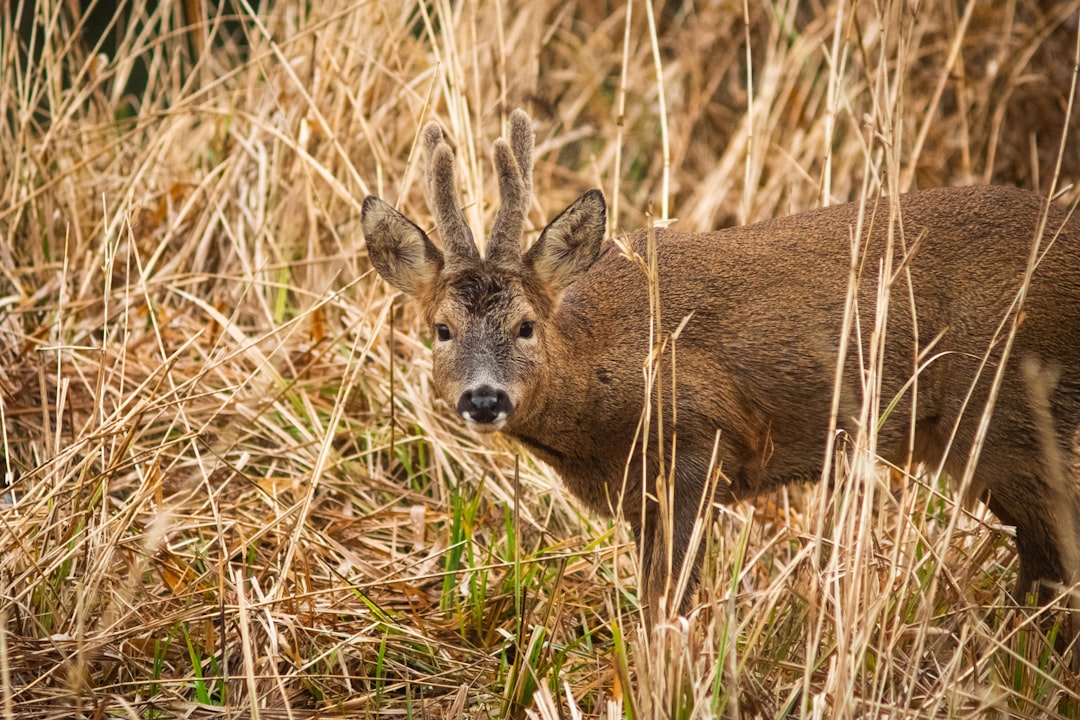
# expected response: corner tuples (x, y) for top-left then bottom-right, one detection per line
(1, 0), (1079, 717)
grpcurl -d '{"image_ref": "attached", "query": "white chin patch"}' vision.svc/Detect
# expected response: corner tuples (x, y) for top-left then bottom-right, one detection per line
(462, 414), (507, 432)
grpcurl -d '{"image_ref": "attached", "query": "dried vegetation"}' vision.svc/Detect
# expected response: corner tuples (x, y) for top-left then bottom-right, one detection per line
(1, 0), (1080, 717)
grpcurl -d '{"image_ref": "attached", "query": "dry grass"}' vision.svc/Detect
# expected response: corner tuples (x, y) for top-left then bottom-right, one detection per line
(1, 0), (1080, 717)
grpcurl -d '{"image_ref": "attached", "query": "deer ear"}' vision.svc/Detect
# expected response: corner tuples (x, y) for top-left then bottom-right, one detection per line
(362, 196), (444, 296)
(525, 189), (606, 291)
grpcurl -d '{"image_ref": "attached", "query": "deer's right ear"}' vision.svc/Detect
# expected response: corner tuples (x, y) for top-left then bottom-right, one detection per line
(362, 196), (444, 296)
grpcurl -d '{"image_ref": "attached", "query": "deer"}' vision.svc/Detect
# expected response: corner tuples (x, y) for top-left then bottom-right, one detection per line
(361, 109), (1080, 622)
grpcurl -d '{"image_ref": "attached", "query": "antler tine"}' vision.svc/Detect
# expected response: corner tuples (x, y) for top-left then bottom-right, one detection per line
(421, 121), (480, 263)
(486, 110), (535, 264)
(508, 109), (534, 201)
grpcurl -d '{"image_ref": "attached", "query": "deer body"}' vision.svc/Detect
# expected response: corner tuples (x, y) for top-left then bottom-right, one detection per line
(362, 111), (1080, 614)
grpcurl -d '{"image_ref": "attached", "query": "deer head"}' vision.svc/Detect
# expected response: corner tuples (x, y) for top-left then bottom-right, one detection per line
(361, 110), (606, 431)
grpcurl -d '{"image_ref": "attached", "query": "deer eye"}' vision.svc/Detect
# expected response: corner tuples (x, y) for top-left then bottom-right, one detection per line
(518, 321), (535, 339)
(435, 323), (452, 341)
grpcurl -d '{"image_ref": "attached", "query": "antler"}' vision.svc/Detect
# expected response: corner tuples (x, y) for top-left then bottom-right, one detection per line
(420, 111), (534, 265)
(422, 122), (481, 264)
(486, 109), (534, 265)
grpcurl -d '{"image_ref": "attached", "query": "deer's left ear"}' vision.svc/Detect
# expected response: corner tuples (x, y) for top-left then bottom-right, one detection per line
(524, 189), (606, 292)
(362, 196), (444, 296)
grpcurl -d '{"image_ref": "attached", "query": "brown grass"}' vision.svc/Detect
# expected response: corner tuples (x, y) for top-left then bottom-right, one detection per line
(1, 0), (1080, 717)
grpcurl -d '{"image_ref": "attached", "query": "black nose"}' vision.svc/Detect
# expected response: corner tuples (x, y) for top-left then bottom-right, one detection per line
(457, 385), (512, 424)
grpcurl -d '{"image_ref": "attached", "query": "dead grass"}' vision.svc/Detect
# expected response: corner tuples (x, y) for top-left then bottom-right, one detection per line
(1, 0), (1080, 717)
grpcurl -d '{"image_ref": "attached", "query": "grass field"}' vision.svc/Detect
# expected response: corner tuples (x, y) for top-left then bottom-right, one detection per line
(2, 0), (1080, 717)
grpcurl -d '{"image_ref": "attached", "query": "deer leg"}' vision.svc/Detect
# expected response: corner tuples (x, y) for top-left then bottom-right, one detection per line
(635, 483), (710, 623)
(982, 472), (1080, 604)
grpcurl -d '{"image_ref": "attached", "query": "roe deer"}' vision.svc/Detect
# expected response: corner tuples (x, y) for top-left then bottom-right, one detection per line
(361, 110), (1080, 618)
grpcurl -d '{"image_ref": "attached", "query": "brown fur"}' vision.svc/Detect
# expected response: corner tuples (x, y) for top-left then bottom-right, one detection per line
(362, 111), (1080, 621)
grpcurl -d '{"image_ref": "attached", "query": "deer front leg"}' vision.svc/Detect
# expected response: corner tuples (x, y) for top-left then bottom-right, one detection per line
(635, 482), (710, 624)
